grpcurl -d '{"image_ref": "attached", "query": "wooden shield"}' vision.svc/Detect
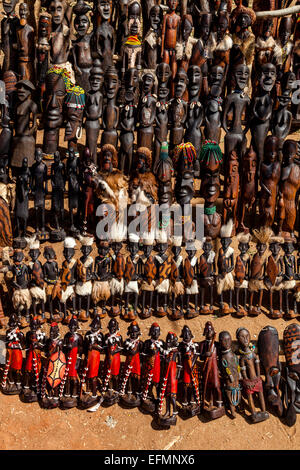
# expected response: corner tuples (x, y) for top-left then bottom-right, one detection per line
(199, 255), (209, 277)
(235, 256), (246, 283)
(183, 258), (194, 287)
(47, 350), (66, 389)
(258, 326), (280, 372)
(266, 256), (278, 286)
(124, 257), (135, 284)
(283, 324), (300, 371)
(145, 256), (157, 284)
(158, 256), (172, 284)
(170, 259), (179, 284)
(113, 253), (125, 281)
(250, 254), (263, 279)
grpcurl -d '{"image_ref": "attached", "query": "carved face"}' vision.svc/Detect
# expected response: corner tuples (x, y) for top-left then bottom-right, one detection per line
(182, 327), (192, 342)
(129, 325), (140, 339)
(238, 242), (249, 256)
(98, 0), (111, 20)
(283, 242), (294, 255)
(108, 319), (118, 334)
(65, 101), (84, 141)
(29, 248), (40, 262)
(234, 64), (249, 91)
(101, 149), (113, 172)
(124, 68), (138, 102)
(174, 70), (187, 98)
(172, 245), (181, 257)
(19, 3), (29, 23)
(128, 241), (139, 256)
(50, 327), (59, 339)
(13, 250), (24, 264)
(63, 247), (75, 262)
(203, 241), (212, 257)
(89, 72), (103, 92)
(228, 158), (239, 184)
(204, 322), (214, 339)
(262, 18), (273, 38)
(168, 0), (178, 11)
(176, 169), (194, 206)
(186, 247), (196, 259)
(149, 5), (161, 30)
(260, 63), (276, 92)
(217, 15), (228, 41)
(264, 136), (278, 163)
(279, 19), (292, 45)
(105, 72), (119, 100)
(283, 72), (296, 93)
(16, 83), (31, 102)
(182, 17), (192, 42)
(200, 15), (212, 41)
(243, 152), (257, 183)
(128, 2), (141, 36)
(237, 328), (250, 349)
(150, 325), (160, 340)
(188, 65), (201, 98)
(257, 242), (267, 257)
(35, 148), (43, 163)
(44, 73), (66, 128)
(166, 332), (177, 348)
(282, 140), (297, 165)
(143, 73), (154, 95)
(269, 242), (280, 257)
(156, 63), (171, 84)
(278, 94), (291, 108)
(49, 0), (65, 26)
(97, 242), (110, 257)
(143, 244), (153, 257)
(39, 14), (51, 38)
(237, 13), (251, 29)
(210, 66), (224, 87)
(221, 237), (232, 252)
(81, 245), (92, 258)
(158, 82), (169, 101)
(201, 168), (220, 204)
(219, 331), (232, 351)
(74, 14), (90, 37)
(3, 0), (17, 15)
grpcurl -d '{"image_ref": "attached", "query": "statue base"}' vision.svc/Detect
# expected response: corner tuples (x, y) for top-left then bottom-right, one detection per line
(120, 393), (141, 408)
(141, 398), (156, 414)
(157, 413), (177, 427)
(78, 393), (99, 410)
(250, 411), (269, 423)
(103, 390), (119, 406)
(60, 396), (78, 409)
(20, 388), (38, 403)
(180, 403), (201, 418)
(50, 229), (66, 243)
(202, 405), (225, 420)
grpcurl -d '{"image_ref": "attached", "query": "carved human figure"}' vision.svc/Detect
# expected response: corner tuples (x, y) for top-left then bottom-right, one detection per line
(102, 318), (123, 405)
(64, 85), (86, 153)
(169, 68), (188, 154)
(92, 239), (112, 319)
(35, 12), (51, 101)
(17, 3), (34, 81)
(265, 236), (284, 319)
(92, 0), (115, 71)
(169, 236), (184, 320)
(174, 142), (196, 208)
(219, 331), (241, 418)
(211, 12), (233, 86)
(175, 14), (197, 75)
(43, 68), (66, 155)
(282, 239), (298, 319)
(72, 1), (93, 92)
(51, 151), (66, 236)
(1, 314), (25, 395)
(161, 0), (181, 97)
(76, 235), (94, 322)
(1, 0), (19, 74)
(155, 230), (171, 317)
(85, 60), (103, 164)
(143, 4), (162, 70)
(43, 246), (61, 322)
(139, 232), (156, 319)
(223, 151), (239, 232)
(137, 71), (156, 151)
(27, 236), (46, 322)
(234, 232), (251, 317)
(31, 148), (48, 236)
(15, 158), (30, 240)
(121, 0), (142, 79)
(123, 233), (141, 321)
(282, 323), (300, 426)
(272, 91), (292, 156)
(179, 325), (201, 417)
(191, 13), (214, 97)
(59, 237), (77, 323)
(217, 220), (235, 315)
(66, 149), (80, 234)
(204, 66), (224, 143)
(238, 146), (257, 233)
(198, 237), (215, 315)
(183, 240), (199, 319)
(119, 68), (138, 175)
(101, 66), (119, 148)
(48, 0), (73, 77)
(153, 63), (170, 171)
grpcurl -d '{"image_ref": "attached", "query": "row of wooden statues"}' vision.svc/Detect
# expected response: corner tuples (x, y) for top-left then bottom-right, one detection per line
(2, 317), (300, 428)
(0, 224), (299, 329)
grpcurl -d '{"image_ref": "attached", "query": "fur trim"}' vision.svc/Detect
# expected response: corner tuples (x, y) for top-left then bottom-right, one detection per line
(110, 278), (124, 295)
(175, 37), (197, 60)
(207, 251), (215, 264)
(60, 285), (75, 304)
(64, 237), (76, 249)
(256, 36), (276, 50)
(171, 281), (185, 297)
(252, 227), (273, 244)
(92, 281), (111, 302)
(110, 222), (127, 242)
(220, 219), (234, 238)
(30, 286), (46, 303)
(144, 29), (157, 49)
(156, 278), (169, 293)
(131, 172), (158, 207)
(269, 236), (284, 244)
(235, 279), (248, 289)
(142, 229), (155, 245)
(283, 280), (296, 290)
(25, 235), (40, 251)
(128, 232), (139, 243)
(185, 279), (199, 295)
(124, 280), (139, 294)
(76, 280), (93, 296)
(141, 279), (156, 291)
(12, 288), (32, 310)
(224, 246), (234, 258)
(156, 229), (168, 244)
(215, 34), (233, 51)
(217, 272), (234, 295)
(97, 170), (129, 215)
(249, 279), (265, 292)
(236, 232), (251, 244)
(172, 236), (182, 247)
(78, 235), (94, 246)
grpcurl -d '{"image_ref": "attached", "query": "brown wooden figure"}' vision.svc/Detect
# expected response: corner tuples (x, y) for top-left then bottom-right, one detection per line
(258, 325), (283, 417)
(234, 232), (251, 317)
(183, 240), (199, 319)
(119, 321), (143, 408)
(154, 141), (174, 207)
(76, 235), (94, 322)
(109, 222), (126, 317)
(272, 91), (292, 157)
(79, 314), (103, 409)
(238, 146), (257, 233)
(259, 135), (281, 229)
(15, 157), (30, 242)
(26, 236), (46, 323)
(275, 17), (294, 90)
(1, 0), (19, 74)
(121, 0), (142, 79)
(179, 325), (201, 417)
(143, 4), (163, 71)
(217, 219), (235, 315)
(161, 0), (181, 97)
(35, 12), (52, 101)
(60, 316), (84, 409)
(254, 19), (281, 80)
(157, 331), (182, 427)
(184, 65), (203, 176)
(173, 142), (196, 208)
(141, 322), (164, 413)
(265, 236), (284, 319)
(169, 67), (188, 154)
(123, 232), (141, 321)
(48, 0), (73, 78)
(72, 1), (93, 92)
(1, 314), (25, 395)
(223, 151), (239, 232)
(199, 321), (225, 420)
(204, 65), (224, 143)
(199, 141), (223, 239)
(66, 148), (80, 236)
(155, 229), (171, 317)
(92, 0), (115, 72)
(222, 64), (250, 163)
(248, 227), (272, 316)
(169, 235), (184, 320)
(211, 12), (233, 86)
(175, 14), (197, 74)
(250, 63), (276, 177)
(31, 148), (48, 238)
(101, 65), (119, 148)
(59, 237), (77, 324)
(218, 330), (241, 418)
(16, 3), (34, 82)
(236, 327), (269, 423)
(40, 322), (66, 409)
(198, 237), (215, 315)
(278, 140), (300, 237)
(119, 67), (138, 175)
(102, 318), (123, 405)
(64, 84), (86, 153)
(283, 323), (300, 426)
(137, 71), (156, 151)
(191, 13), (213, 97)
(11, 80), (37, 169)
(85, 60), (104, 164)
(21, 316), (46, 403)
(43, 246), (61, 322)
(131, 147), (158, 214)
(50, 151), (66, 241)
(282, 238), (298, 319)
(81, 152), (97, 235)
(92, 239), (112, 319)
(42, 67), (66, 156)
(153, 64), (170, 172)
(139, 231), (156, 319)
(0, 163), (13, 248)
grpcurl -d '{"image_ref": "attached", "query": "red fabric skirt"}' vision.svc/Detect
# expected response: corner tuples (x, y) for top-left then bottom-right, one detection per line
(166, 361), (178, 395)
(105, 352), (121, 377)
(67, 347), (78, 378)
(242, 377), (263, 395)
(152, 352), (161, 384)
(87, 350), (100, 378)
(183, 357), (192, 384)
(25, 349), (42, 372)
(9, 349), (23, 370)
(125, 354), (141, 377)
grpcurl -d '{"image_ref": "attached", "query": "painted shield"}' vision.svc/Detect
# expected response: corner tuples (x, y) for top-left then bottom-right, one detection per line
(266, 256), (278, 286)
(283, 324), (300, 373)
(235, 256), (246, 283)
(47, 350), (66, 389)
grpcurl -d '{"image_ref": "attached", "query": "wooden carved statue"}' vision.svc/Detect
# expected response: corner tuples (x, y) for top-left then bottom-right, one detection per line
(17, 3), (34, 82)
(219, 330), (241, 418)
(72, 0), (93, 92)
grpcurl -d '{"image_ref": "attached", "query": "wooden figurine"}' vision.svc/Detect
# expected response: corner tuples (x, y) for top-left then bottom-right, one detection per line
(40, 322), (66, 409)
(21, 316), (46, 403)
(212, 12), (233, 84)
(91, 239), (112, 319)
(155, 230), (171, 317)
(265, 236), (284, 319)
(258, 325), (283, 417)
(66, 149), (80, 236)
(101, 65), (119, 148)
(154, 141), (174, 207)
(131, 147), (158, 211)
(169, 236), (184, 320)
(179, 325), (201, 417)
(259, 135), (281, 229)
(60, 316), (83, 409)
(27, 236), (46, 323)
(143, 4), (163, 70)
(236, 327), (269, 423)
(17, 3), (34, 82)
(218, 330), (241, 418)
(50, 151), (66, 241)
(141, 322), (164, 413)
(278, 140), (300, 237)
(234, 232), (251, 317)
(92, 0), (116, 71)
(223, 151), (239, 231)
(59, 237), (77, 324)
(140, 231), (156, 319)
(1, 314), (25, 395)
(217, 219), (235, 315)
(199, 141), (223, 239)
(123, 233), (141, 321)
(238, 146), (257, 233)
(76, 235), (94, 322)
(198, 237), (215, 315)
(248, 227), (272, 316)
(48, 0), (73, 79)
(110, 222), (126, 317)
(282, 237), (298, 319)
(282, 323), (300, 426)
(191, 12), (213, 97)
(121, 0), (142, 78)
(169, 68), (188, 154)
(161, 0), (181, 97)
(174, 142), (196, 207)
(0, 159), (13, 248)
(153, 63), (170, 172)
(183, 240), (199, 319)
(31, 148), (48, 238)
(119, 321), (143, 408)
(199, 321), (225, 420)
(1, 0), (19, 74)
(85, 60), (104, 164)
(35, 12), (52, 101)
(157, 331), (182, 427)
(72, 0), (93, 92)
(102, 318), (123, 405)
(79, 314), (103, 409)
(137, 71), (156, 151)
(175, 14), (197, 73)
(204, 66), (224, 143)
(64, 84), (85, 154)
(11, 80), (37, 169)
(272, 89), (292, 156)
(254, 18), (281, 80)
(43, 246), (61, 322)
(119, 67), (138, 175)
(15, 158), (30, 242)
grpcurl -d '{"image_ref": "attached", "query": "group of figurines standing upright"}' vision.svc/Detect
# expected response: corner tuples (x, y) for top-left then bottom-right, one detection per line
(3, 317), (300, 429)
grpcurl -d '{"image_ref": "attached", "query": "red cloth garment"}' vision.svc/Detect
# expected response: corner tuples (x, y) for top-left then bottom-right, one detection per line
(105, 351), (121, 377)
(152, 351), (161, 384)
(183, 357), (192, 384)
(166, 360), (178, 395)
(125, 353), (141, 377)
(25, 348), (42, 372)
(87, 350), (100, 378)
(9, 349), (23, 370)
(67, 347), (78, 378)
(242, 376), (263, 395)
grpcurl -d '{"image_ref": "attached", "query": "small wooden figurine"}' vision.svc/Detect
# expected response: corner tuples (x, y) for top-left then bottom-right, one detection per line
(217, 219), (235, 315)
(283, 323), (300, 426)
(179, 325), (201, 417)
(1, 314), (25, 395)
(91, 239), (112, 319)
(102, 318), (123, 406)
(76, 235), (94, 322)
(218, 330), (241, 418)
(234, 232), (251, 317)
